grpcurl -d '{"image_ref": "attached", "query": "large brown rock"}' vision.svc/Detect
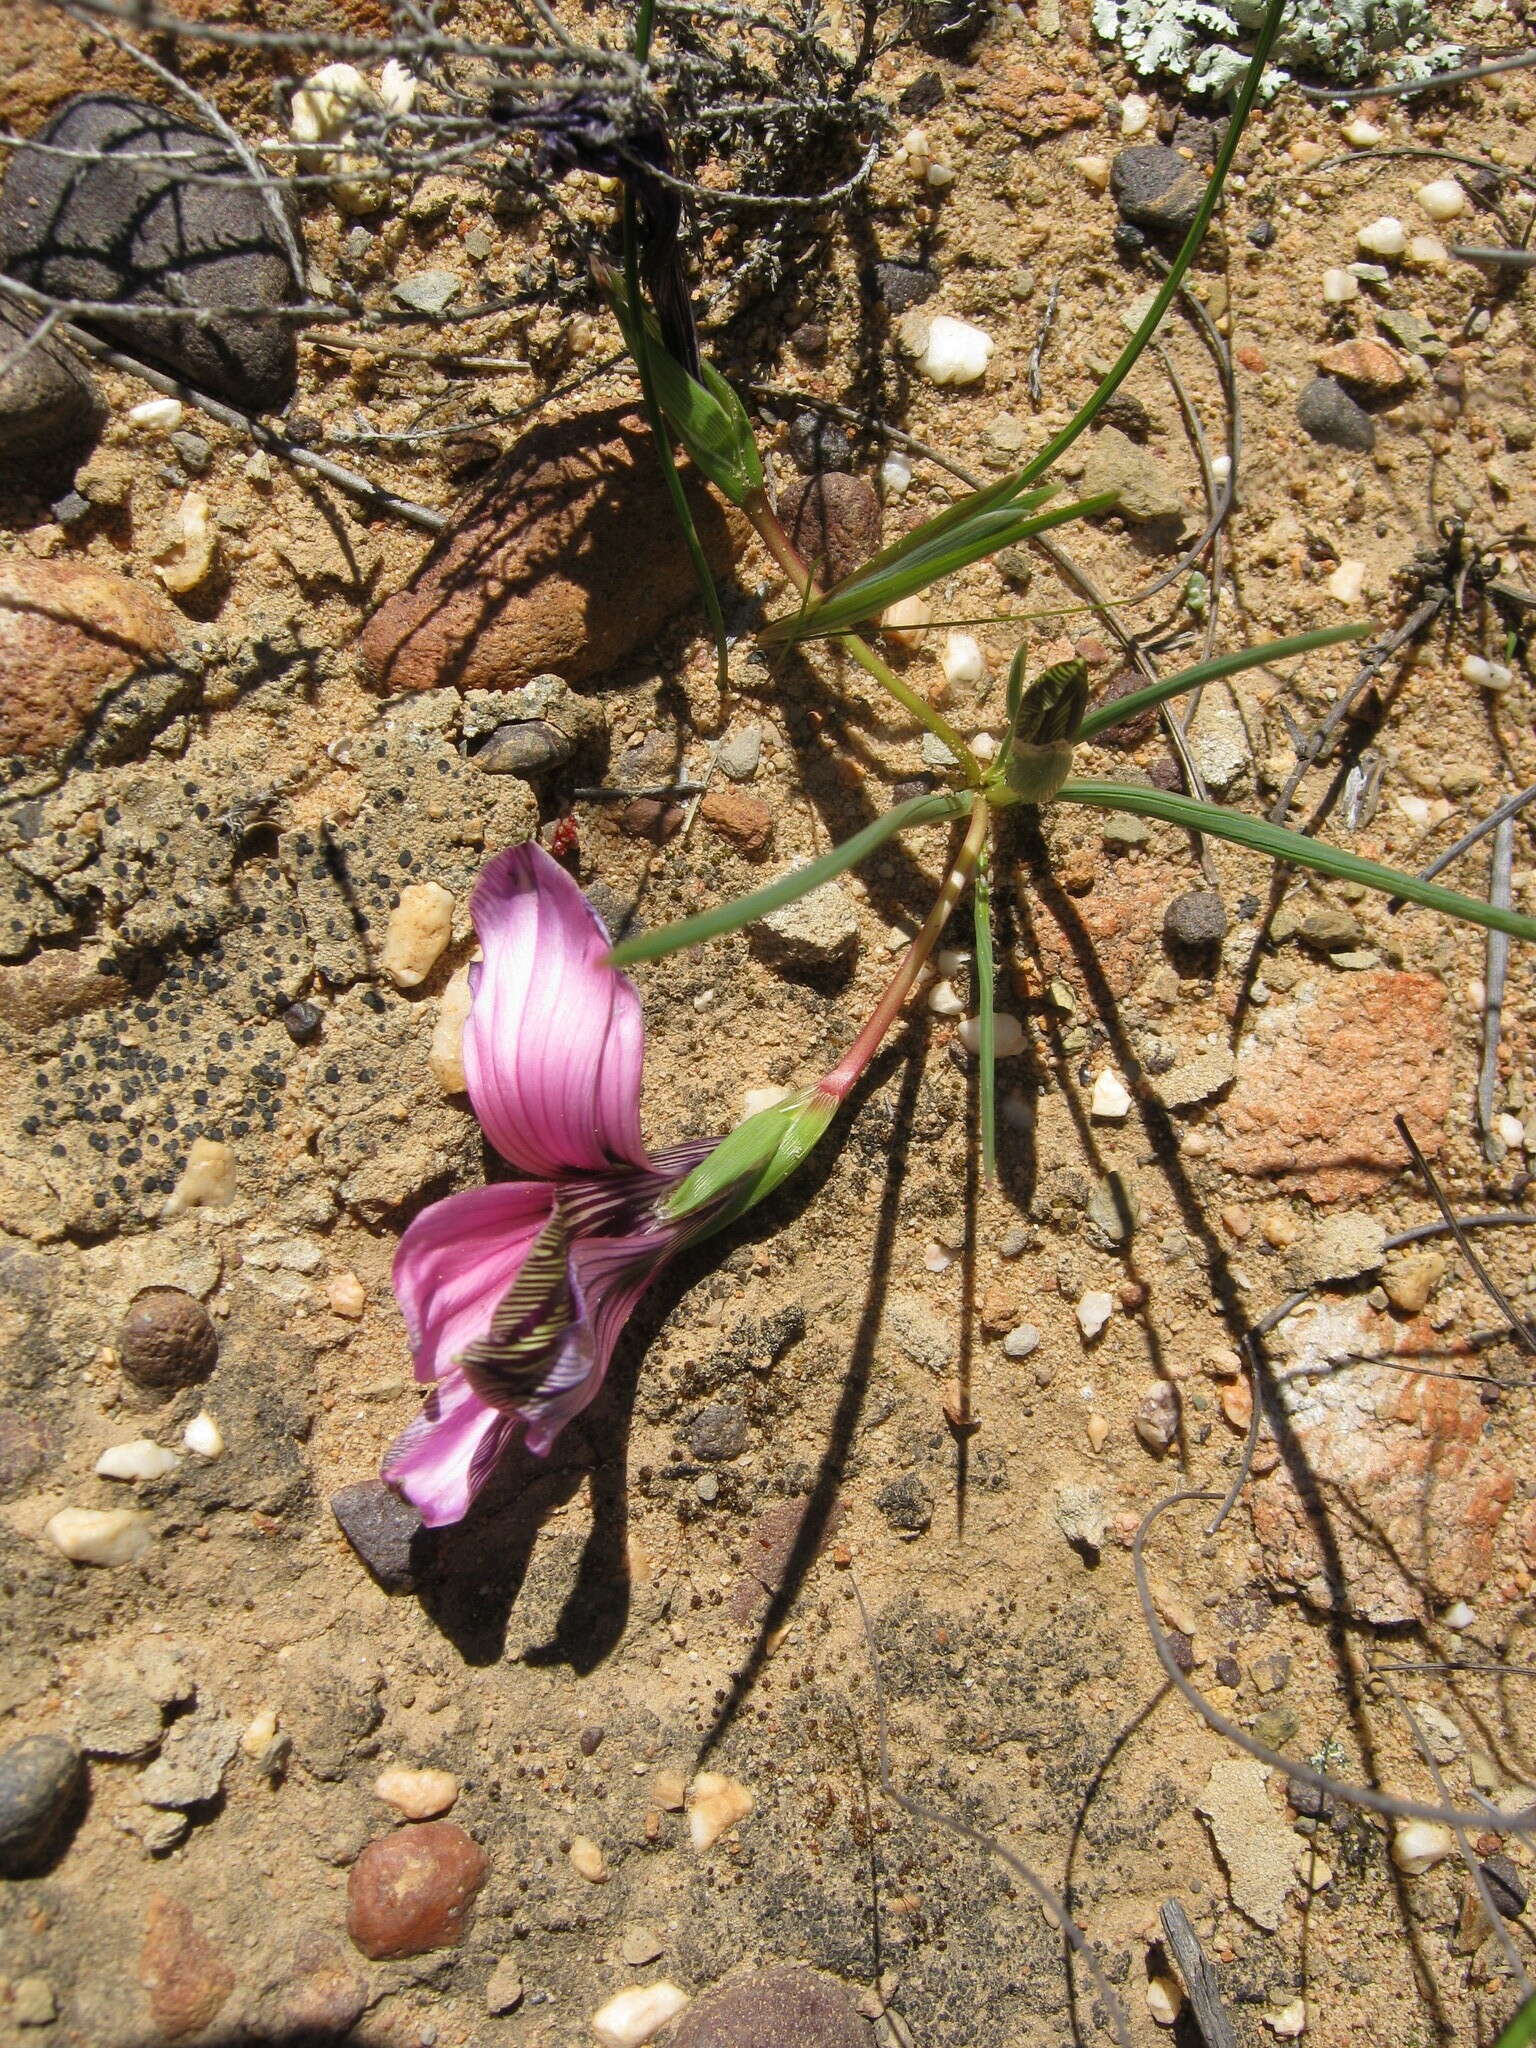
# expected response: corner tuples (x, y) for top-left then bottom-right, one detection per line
(346, 1820), (488, 1959)
(138, 1894), (235, 2041)
(668, 1964), (866, 2047)
(361, 406), (742, 694)
(777, 472), (880, 586)
(0, 557), (183, 757)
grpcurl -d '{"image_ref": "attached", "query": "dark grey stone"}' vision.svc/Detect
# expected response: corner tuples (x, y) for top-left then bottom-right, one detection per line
(472, 720), (574, 778)
(0, 94), (300, 411)
(169, 428), (212, 474)
(668, 1963), (866, 2048)
(875, 1472), (933, 1534)
(0, 303), (103, 479)
(331, 1479), (424, 1593)
(1164, 887), (1227, 952)
(788, 410), (850, 474)
(1481, 1854), (1527, 1919)
(688, 1401), (749, 1463)
(873, 260), (939, 315)
(1297, 377), (1376, 453)
(0, 1734), (84, 1874)
(1110, 146), (1207, 235)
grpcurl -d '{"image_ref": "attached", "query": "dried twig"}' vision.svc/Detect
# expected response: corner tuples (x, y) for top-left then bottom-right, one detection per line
(1158, 1901), (1237, 2048)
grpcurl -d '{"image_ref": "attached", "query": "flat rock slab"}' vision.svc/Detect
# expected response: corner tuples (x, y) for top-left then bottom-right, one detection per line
(667, 1963), (866, 2047)
(361, 405), (743, 694)
(1196, 1760), (1296, 1931)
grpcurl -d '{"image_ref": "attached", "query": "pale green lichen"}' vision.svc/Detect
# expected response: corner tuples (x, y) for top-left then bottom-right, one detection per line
(1091, 0), (1462, 96)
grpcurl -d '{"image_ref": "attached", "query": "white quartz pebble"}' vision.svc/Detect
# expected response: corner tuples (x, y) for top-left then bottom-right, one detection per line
(1442, 1599), (1476, 1630)
(95, 1439), (182, 1482)
(1147, 1975), (1183, 2026)
(182, 1412), (224, 1459)
(1328, 558), (1366, 604)
(1406, 234), (1448, 269)
(591, 1983), (691, 2047)
(880, 452), (913, 495)
(1003, 1323), (1040, 1359)
(903, 313), (994, 387)
(1091, 1070), (1131, 1120)
(1077, 1291), (1114, 1341)
(376, 1766), (460, 1818)
(1341, 116), (1383, 147)
(688, 1771), (753, 1849)
(942, 631), (987, 688)
(1416, 178), (1467, 222)
(1356, 216), (1407, 258)
(957, 1013), (1026, 1057)
(1120, 94), (1152, 137)
(128, 397), (184, 431)
(1496, 1112), (1525, 1149)
(1321, 267), (1359, 304)
(1391, 1820), (1455, 1873)
(926, 978), (966, 1018)
(44, 1507), (152, 1566)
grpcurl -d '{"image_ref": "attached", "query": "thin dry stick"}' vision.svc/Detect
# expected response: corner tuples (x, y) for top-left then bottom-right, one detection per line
(1159, 1900), (1237, 2048)
(1479, 816), (1515, 1160)
(1395, 780), (1536, 901)
(1395, 1115), (1536, 1352)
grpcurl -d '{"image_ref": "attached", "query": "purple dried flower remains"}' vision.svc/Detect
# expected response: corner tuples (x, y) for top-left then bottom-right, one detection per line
(384, 844), (832, 1526)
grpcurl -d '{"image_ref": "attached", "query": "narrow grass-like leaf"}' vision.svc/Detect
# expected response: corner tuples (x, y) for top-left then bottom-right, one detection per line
(609, 274), (764, 508)
(763, 493), (1118, 645)
(1078, 625), (1374, 742)
(826, 480), (1056, 591)
(1497, 1995), (1536, 2048)
(1059, 780), (1536, 944)
(974, 855), (997, 1180)
(608, 790), (970, 967)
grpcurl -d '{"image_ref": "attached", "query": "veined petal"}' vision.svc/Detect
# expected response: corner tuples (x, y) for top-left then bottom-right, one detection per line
(393, 1180), (556, 1385)
(518, 1227), (680, 1457)
(382, 1365), (518, 1527)
(464, 844), (649, 1177)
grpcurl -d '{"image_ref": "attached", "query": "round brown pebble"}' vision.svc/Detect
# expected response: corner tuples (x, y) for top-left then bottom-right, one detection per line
(346, 1820), (489, 1960)
(667, 1963), (865, 2048)
(117, 1289), (218, 1392)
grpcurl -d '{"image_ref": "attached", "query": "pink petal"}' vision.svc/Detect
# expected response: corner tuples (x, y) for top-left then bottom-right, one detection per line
(518, 1227), (678, 1457)
(393, 1180), (556, 1385)
(382, 1366), (518, 1526)
(464, 844), (649, 1178)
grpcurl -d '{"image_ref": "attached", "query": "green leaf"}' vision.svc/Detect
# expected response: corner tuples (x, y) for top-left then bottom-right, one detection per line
(974, 856), (997, 1181)
(1059, 780), (1536, 945)
(608, 278), (764, 508)
(1077, 626), (1373, 743)
(608, 790), (970, 967)
(762, 493), (1117, 645)
(1497, 1995), (1536, 2048)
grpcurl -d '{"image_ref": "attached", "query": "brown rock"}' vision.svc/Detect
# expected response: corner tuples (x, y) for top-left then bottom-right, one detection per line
(361, 407), (742, 695)
(668, 1963), (866, 2048)
(1250, 1302), (1514, 1624)
(278, 1934), (368, 2037)
(138, 1894), (235, 2041)
(116, 1290), (218, 1393)
(1218, 972), (1450, 1201)
(700, 789), (774, 858)
(1315, 339), (1414, 398)
(980, 64), (1103, 142)
(0, 557), (183, 758)
(346, 1820), (489, 1960)
(728, 1495), (844, 1623)
(777, 473), (881, 586)
(0, 946), (128, 1033)
(619, 798), (684, 844)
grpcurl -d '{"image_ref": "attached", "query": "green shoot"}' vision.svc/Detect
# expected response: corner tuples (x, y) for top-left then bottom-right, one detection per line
(1077, 625), (1374, 742)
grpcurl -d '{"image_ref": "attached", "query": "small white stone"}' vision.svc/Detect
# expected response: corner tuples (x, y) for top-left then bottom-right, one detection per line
(1266, 1998), (1308, 2038)
(936, 947), (970, 976)
(1321, 267), (1359, 304)
(926, 977), (966, 1018)
(376, 1766), (460, 1818)
(181, 1412), (224, 1459)
(240, 1706), (279, 1758)
(1391, 1819), (1455, 1873)
(925, 161), (956, 191)
(327, 1271), (367, 1319)
(956, 1013), (1026, 1057)
(1077, 1291), (1114, 1341)
(380, 880), (454, 989)
(880, 453), (913, 495)
(1120, 94), (1152, 137)
(1002, 1323), (1040, 1359)
(95, 1439), (181, 1482)
(1356, 215), (1407, 258)
(569, 1833), (608, 1882)
(428, 961), (474, 1093)
(969, 730), (997, 762)
(128, 397), (184, 431)
(1147, 1975), (1183, 2026)
(291, 62), (373, 144)
(1461, 655), (1494, 686)
(1074, 154), (1111, 191)
(44, 1507), (152, 1566)
(1496, 1112), (1526, 1149)
(377, 58), (417, 115)
(163, 1136), (237, 1217)
(942, 631), (987, 688)
(688, 1771), (753, 1849)
(1342, 115), (1384, 147)
(923, 1240), (953, 1273)
(156, 491), (217, 596)
(904, 312), (994, 387)
(1442, 1599), (1476, 1630)
(1090, 1070), (1131, 1120)
(1416, 178), (1468, 222)
(881, 593), (931, 645)
(591, 1983), (691, 2047)
(1211, 453), (1232, 485)
(742, 1086), (792, 1119)
(1327, 558), (1367, 604)
(1406, 233), (1448, 269)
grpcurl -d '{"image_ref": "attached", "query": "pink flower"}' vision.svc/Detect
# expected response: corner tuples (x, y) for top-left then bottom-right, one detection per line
(384, 844), (830, 1526)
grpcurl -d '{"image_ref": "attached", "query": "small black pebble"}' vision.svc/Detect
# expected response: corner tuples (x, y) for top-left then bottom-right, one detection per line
(1247, 220), (1276, 249)
(578, 1726), (605, 1757)
(1481, 1853), (1527, 1919)
(1286, 1777), (1334, 1821)
(282, 1000), (323, 1043)
(51, 489), (91, 526)
(1112, 221), (1148, 260)
(1166, 1630), (1195, 1675)
(1214, 1655), (1242, 1689)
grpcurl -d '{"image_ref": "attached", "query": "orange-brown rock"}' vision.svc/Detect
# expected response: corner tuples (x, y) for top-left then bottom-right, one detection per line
(346, 1820), (489, 1959)
(0, 557), (183, 757)
(361, 407), (743, 695)
(980, 65), (1103, 142)
(700, 788), (774, 858)
(1218, 971), (1450, 1202)
(777, 473), (880, 587)
(1314, 339), (1414, 397)
(138, 1894), (235, 2041)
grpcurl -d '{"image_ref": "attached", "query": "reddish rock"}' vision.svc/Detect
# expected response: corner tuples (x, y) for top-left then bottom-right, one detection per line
(361, 407), (742, 695)
(729, 1495), (844, 1622)
(980, 63), (1103, 141)
(619, 797), (684, 844)
(1315, 339), (1414, 397)
(777, 473), (881, 587)
(138, 1894), (235, 2041)
(1218, 972), (1450, 1202)
(1250, 1301), (1514, 1624)
(700, 788), (774, 858)
(346, 1820), (488, 1960)
(277, 1934), (368, 2035)
(0, 557), (183, 757)
(668, 1963), (866, 2047)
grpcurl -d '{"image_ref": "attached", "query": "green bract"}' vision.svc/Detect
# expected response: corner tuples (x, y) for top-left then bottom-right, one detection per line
(663, 1086), (838, 1230)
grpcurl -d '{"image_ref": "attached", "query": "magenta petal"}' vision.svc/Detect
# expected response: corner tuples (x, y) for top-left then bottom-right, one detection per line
(382, 1366), (518, 1526)
(517, 1226), (679, 1457)
(464, 844), (650, 1178)
(393, 1180), (556, 1385)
